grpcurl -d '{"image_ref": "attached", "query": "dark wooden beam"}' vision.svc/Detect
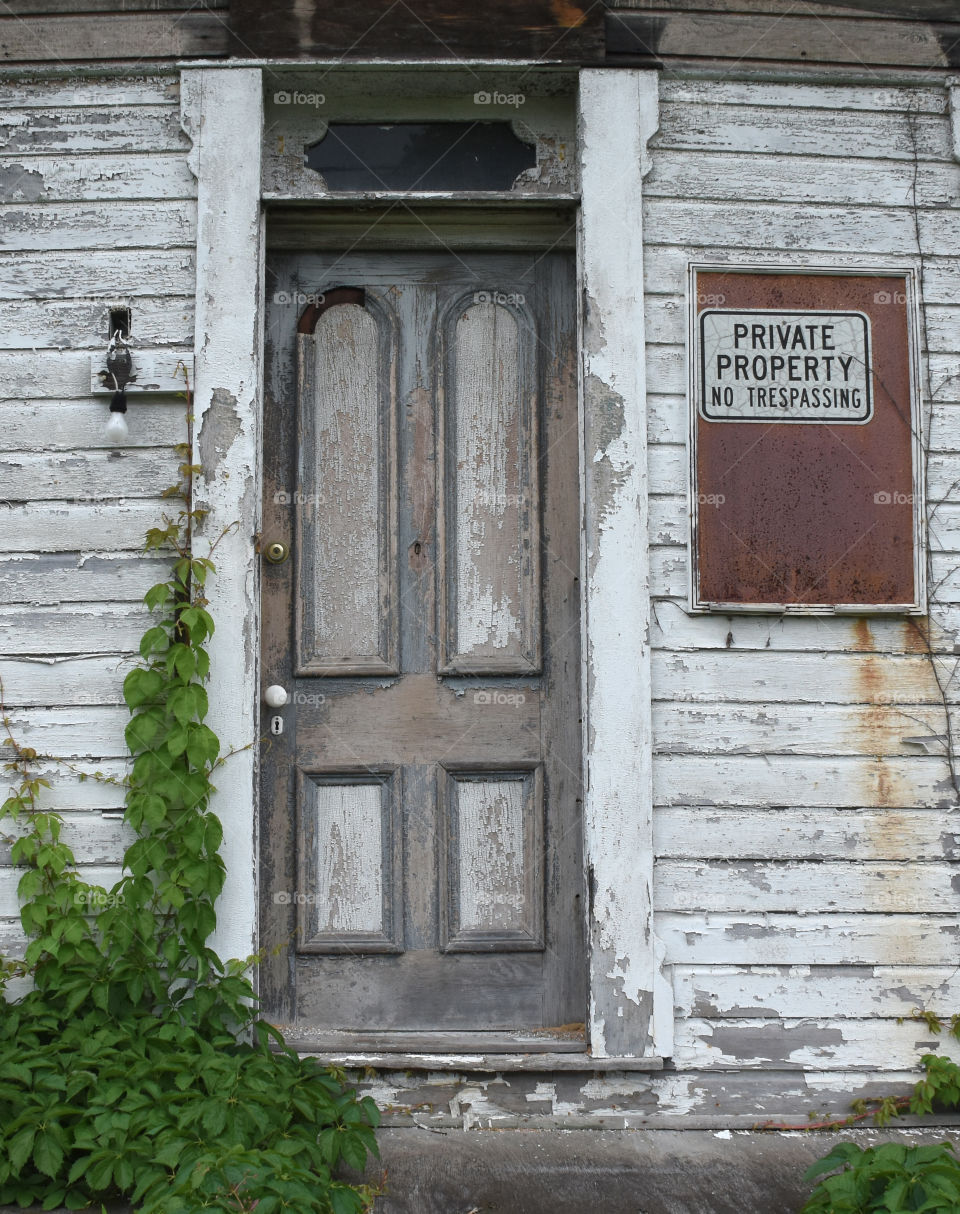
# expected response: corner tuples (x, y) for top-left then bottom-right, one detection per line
(228, 0), (605, 62)
(606, 8), (960, 69)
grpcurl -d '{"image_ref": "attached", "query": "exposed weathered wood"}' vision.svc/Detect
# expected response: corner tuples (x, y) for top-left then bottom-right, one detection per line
(0, 655), (130, 705)
(0, 605), (147, 654)
(674, 1017), (960, 1071)
(0, 13), (228, 62)
(613, 0), (958, 17)
(0, 76), (179, 109)
(0, 349), (194, 398)
(288, 1049), (662, 1073)
(658, 78), (949, 114)
(672, 965), (960, 1020)
(0, 502), (173, 553)
(0, 296), (194, 349)
(0, 249), (194, 299)
(606, 10), (960, 69)
(229, 0), (604, 61)
(0, 401), (184, 449)
(0, 707), (130, 757)
(0, 450), (179, 502)
(654, 754), (953, 809)
(653, 702), (949, 757)
(651, 651), (944, 705)
(655, 807), (960, 861)
(7, 0), (225, 12)
(0, 553), (167, 604)
(0, 151), (195, 204)
(0, 810), (131, 865)
(656, 860), (960, 913)
(656, 913), (960, 965)
(0, 201), (195, 252)
(0, 107), (187, 154)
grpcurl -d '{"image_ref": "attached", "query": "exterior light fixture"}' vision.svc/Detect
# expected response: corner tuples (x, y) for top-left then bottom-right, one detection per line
(104, 329), (133, 445)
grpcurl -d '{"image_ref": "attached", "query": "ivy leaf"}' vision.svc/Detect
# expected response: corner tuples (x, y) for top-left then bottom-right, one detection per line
(33, 1131), (63, 1179)
(7, 1126), (35, 1173)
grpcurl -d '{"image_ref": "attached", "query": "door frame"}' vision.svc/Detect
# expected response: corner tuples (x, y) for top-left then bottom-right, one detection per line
(182, 63), (668, 1063)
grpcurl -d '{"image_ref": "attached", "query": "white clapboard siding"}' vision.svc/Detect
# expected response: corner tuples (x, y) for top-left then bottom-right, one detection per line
(672, 965), (960, 1020)
(0, 605), (148, 654)
(645, 151), (960, 209)
(0, 107), (188, 154)
(0, 297), (195, 349)
(0, 760), (129, 811)
(0, 152), (197, 204)
(655, 860), (960, 913)
(653, 102), (952, 161)
(0, 404), (185, 451)
(0, 811), (132, 865)
(0, 249), (195, 299)
(0, 450), (179, 501)
(0, 706), (131, 757)
(654, 754), (952, 810)
(649, 599), (951, 654)
(653, 702), (949, 758)
(656, 913), (960, 967)
(0, 77), (180, 109)
(659, 80), (949, 115)
(643, 248), (960, 306)
(0, 502), (176, 553)
(0, 201), (196, 253)
(654, 808), (960, 861)
(0, 655), (132, 705)
(652, 650), (944, 705)
(0, 348), (193, 399)
(673, 1018), (960, 1071)
(0, 553), (169, 604)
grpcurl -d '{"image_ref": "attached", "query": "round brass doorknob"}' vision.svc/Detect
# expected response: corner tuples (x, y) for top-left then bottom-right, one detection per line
(264, 541), (289, 564)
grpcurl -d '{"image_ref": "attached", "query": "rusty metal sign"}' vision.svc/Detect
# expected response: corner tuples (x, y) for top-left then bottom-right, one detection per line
(689, 266), (923, 613)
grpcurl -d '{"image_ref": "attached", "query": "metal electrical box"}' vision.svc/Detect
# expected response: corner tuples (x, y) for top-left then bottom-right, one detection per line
(689, 265), (924, 614)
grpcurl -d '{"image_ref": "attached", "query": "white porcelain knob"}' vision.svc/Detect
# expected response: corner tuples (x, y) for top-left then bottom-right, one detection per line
(264, 685), (289, 708)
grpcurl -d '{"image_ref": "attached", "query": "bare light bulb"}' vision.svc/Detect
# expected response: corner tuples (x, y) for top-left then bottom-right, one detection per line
(106, 410), (129, 445)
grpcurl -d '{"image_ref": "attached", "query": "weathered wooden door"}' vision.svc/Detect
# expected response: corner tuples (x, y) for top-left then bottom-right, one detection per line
(260, 251), (584, 1045)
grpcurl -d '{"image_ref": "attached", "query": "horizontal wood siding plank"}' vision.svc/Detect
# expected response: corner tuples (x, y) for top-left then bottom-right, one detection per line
(0, 348), (193, 398)
(0, 296), (194, 349)
(672, 964), (960, 1019)
(672, 1017), (960, 1071)
(0, 706), (131, 757)
(654, 807), (960, 861)
(653, 701), (949, 758)
(607, 11), (960, 70)
(0, 655), (131, 705)
(0, 811), (130, 865)
(0, 13), (228, 61)
(0, 249), (195, 299)
(0, 865), (122, 917)
(0, 106), (188, 154)
(0, 501), (175, 552)
(1, 152), (196, 204)
(653, 754), (952, 809)
(657, 913), (960, 965)
(0, 553), (168, 604)
(0, 605), (147, 654)
(655, 860), (960, 913)
(0, 759), (128, 809)
(0, 450), (179, 501)
(0, 200), (196, 252)
(651, 651), (943, 706)
(657, 79), (949, 114)
(0, 76), (180, 109)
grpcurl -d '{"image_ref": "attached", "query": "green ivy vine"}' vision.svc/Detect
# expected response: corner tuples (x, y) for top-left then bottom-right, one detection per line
(0, 441), (379, 1212)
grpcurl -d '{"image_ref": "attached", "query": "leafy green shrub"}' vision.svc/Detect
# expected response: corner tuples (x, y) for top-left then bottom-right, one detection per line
(0, 452), (379, 1211)
(800, 1140), (960, 1213)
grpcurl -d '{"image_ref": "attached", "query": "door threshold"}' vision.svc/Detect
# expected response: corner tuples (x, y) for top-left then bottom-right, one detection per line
(269, 1029), (663, 1072)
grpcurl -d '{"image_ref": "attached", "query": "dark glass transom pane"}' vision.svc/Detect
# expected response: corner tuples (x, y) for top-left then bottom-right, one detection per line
(304, 122), (537, 191)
